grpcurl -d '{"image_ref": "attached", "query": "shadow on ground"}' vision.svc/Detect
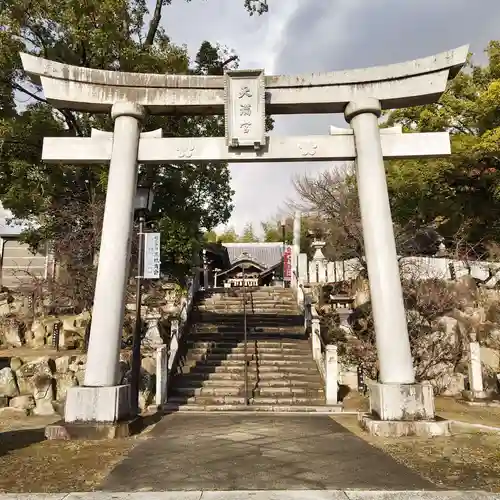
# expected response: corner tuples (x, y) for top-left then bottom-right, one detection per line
(0, 427), (46, 457)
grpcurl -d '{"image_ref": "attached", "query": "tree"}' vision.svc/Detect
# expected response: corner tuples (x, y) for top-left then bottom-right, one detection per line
(260, 215), (311, 253)
(292, 41), (500, 262)
(217, 227), (239, 243)
(239, 223), (258, 243)
(0, 0), (245, 292)
(292, 167), (364, 260)
(385, 41), (500, 257)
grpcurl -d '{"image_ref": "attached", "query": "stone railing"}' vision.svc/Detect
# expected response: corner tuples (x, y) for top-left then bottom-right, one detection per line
(304, 297), (338, 405)
(297, 254), (500, 286)
(154, 272), (200, 406)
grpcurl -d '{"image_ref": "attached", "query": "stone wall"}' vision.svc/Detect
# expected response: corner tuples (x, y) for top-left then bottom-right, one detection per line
(345, 276), (500, 396)
(0, 280), (183, 349)
(0, 280), (186, 417)
(0, 350), (158, 416)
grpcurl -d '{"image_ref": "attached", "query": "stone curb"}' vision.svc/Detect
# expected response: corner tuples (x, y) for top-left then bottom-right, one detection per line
(0, 490), (496, 499)
(451, 419), (500, 433)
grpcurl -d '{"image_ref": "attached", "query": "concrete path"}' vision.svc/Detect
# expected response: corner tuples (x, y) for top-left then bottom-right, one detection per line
(101, 414), (434, 491)
(0, 491), (496, 499)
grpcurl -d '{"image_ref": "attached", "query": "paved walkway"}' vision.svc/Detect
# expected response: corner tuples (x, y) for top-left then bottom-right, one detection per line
(0, 492), (495, 499)
(101, 414), (434, 491)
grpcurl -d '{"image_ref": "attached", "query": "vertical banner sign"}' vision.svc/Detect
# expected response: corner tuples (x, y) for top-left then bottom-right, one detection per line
(143, 233), (161, 279)
(283, 245), (292, 282)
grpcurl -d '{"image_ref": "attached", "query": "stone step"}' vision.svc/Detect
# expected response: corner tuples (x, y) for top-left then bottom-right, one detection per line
(185, 364), (319, 374)
(167, 395), (326, 405)
(172, 386), (244, 396)
(198, 305), (297, 310)
(162, 403), (342, 413)
(198, 307), (299, 312)
(189, 334), (306, 341)
(171, 386), (324, 397)
(173, 371), (323, 382)
(191, 326), (305, 334)
(255, 387), (324, 396)
(183, 357), (316, 367)
(171, 376), (323, 387)
(185, 341), (310, 350)
(196, 301), (297, 306)
(198, 298), (296, 304)
(185, 352), (310, 362)
(192, 319), (304, 327)
(186, 350), (311, 358)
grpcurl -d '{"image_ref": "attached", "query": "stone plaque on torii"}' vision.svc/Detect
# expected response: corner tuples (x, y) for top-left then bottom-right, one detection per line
(20, 46), (468, 431)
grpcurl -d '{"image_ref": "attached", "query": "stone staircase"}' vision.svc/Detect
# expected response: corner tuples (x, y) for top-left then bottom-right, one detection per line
(165, 287), (342, 412)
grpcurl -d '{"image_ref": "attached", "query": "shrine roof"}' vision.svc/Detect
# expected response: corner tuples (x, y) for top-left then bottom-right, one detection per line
(222, 242), (284, 271)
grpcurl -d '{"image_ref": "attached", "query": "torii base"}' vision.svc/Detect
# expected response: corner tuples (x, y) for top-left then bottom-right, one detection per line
(359, 414), (451, 437)
(46, 385), (136, 440)
(360, 382), (449, 437)
(44, 417), (143, 440)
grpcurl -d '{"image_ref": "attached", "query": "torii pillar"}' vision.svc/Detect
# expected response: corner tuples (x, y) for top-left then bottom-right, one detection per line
(345, 99), (434, 424)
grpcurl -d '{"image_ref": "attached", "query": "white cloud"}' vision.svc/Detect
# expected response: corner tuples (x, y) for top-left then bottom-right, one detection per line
(159, 0), (500, 235)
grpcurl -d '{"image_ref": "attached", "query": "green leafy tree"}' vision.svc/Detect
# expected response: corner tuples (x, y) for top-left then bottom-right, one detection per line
(217, 227), (239, 243)
(239, 223), (258, 243)
(386, 41), (500, 257)
(261, 215), (314, 254)
(0, 0), (267, 294)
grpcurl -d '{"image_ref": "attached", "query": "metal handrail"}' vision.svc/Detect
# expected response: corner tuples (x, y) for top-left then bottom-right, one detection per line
(242, 265), (249, 405)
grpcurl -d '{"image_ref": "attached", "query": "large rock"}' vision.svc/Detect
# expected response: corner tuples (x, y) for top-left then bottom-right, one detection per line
(68, 355), (86, 385)
(32, 374), (55, 415)
(10, 356), (22, 372)
(123, 368), (155, 410)
(54, 372), (78, 400)
(480, 347), (500, 371)
(17, 356), (54, 379)
(68, 355), (86, 373)
(55, 356), (71, 374)
(30, 320), (47, 348)
(16, 356), (55, 395)
(9, 394), (35, 410)
(0, 301), (11, 316)
(3, 319), (24, 347)
(436, 316), (460, 338)
(75, 311), (91, 328)
(0, 407), (28, 416)
(0, 367), (19, 397)
(437, 373), (466, 396)
(60, 327), (85, 349)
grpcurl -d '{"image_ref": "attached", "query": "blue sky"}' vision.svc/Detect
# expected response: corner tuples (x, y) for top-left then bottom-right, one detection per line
(158, 0), (500, 235)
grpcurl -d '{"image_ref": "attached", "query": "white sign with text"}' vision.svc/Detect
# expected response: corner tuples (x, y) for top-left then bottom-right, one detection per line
(143, 232), (161, 279)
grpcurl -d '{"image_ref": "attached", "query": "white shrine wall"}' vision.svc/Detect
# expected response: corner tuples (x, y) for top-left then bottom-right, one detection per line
(296, 253), (500, 285)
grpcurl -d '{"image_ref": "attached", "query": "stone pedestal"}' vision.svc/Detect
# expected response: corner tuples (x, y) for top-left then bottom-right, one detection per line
(46, 385), (134, 440)
(369, 382), (435, 421)
(362, 382), (449, 437)
(360, 414), (451, 437)
(65, 385), (131, 423)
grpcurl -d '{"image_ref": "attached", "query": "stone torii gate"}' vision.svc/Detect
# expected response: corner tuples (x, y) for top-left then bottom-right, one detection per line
(21, 46), (468, 433)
